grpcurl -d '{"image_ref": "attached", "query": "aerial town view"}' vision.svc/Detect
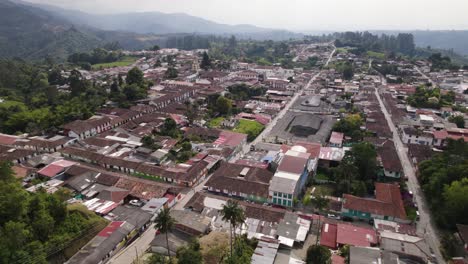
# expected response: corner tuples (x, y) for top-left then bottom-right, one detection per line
(0, 0), (467, 264)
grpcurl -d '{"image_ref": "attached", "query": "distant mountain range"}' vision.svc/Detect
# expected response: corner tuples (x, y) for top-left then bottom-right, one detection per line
(1, 0), (467, 61)
(0, 0), (302, 60)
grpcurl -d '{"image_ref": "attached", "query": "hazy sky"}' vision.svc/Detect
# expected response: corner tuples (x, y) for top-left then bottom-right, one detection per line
(24, 0), (468, 31)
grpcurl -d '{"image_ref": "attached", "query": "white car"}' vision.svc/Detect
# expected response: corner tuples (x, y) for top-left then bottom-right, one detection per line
(327, 214), (341, 220)
(129, 199), (143, 207)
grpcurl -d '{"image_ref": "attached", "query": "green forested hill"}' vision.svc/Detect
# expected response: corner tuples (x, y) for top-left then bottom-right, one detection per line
(0, 1), (102, 61)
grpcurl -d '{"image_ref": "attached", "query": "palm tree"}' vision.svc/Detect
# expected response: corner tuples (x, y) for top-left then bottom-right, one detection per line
(220, 200), (245, 259)
(154, 208), (175, 261)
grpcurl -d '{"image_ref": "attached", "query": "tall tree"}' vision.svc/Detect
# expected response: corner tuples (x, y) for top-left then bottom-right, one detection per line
(215, 96), (232, 116)
(154, 208), (176, 259)
(220, 200), (245, 260)
(165, 67), (178, 79)
(306, 245), (331, 264)
(200, 52), (212, 70)
(126, 67), (144, 87)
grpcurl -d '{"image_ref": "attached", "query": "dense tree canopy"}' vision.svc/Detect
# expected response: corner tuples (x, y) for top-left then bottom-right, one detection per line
(68, 48), (122, 65)
(333, 114), (363, 141)
(200, 52), (212, 70)
(0, 162), (107, 263)
(448, 115), (465, 128)
(0, 59), (149, 134)
(407, 86), (455, 109)
(227, 83), (267, 101)
(419, 139), (468, 228)
(215, 96), (233, 116)
(306, 245), (331, 264)
(331, 142), (377, 196)
(334, 32), (415, 55)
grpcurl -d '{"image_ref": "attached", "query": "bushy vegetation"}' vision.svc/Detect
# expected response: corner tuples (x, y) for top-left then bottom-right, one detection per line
(0, 162), (107, 263)
(332, 114), (364, 141)
(227, 83), (267, 101)
(306, 245), (331, 264)
(428, 53), (460, 71)
(406, 86), (455, 109)
(419, 139), (468, 229)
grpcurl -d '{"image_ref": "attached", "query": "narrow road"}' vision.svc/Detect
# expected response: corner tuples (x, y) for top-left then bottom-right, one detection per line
(108, 224), (155, 264)
(374, 86), (444, 264)
(414, 66), (435, 86)
(232, 46), (336, 161)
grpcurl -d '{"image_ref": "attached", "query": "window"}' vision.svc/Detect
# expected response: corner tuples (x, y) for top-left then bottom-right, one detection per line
(283, 193), (287, 198)
(273, 198), (277, 204)
(277, 199), (282, 205)
(287, 200), (292, 207)
(288, 194), (292, 199)
(282, 199), (287, 206)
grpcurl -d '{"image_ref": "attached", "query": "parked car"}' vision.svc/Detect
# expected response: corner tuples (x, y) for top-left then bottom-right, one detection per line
(327, 214), (341, 220)
(129, 199), (144, 207)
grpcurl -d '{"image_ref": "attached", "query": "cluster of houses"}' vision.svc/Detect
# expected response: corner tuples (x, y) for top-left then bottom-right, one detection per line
(1, 43), (467, 264)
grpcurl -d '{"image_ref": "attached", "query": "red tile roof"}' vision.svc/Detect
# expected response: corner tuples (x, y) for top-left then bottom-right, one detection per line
(320, 223), (338, 249)
(277, 155), (308, 175)
(98, 221), (125, 237)
(330, 132), (344, 145)
(0, 133), (17, 145)
(343, 183), (406, 220)
(336, 223), (377, 247)
(38, 160), (76, 178)
(331, 255), (345, 264)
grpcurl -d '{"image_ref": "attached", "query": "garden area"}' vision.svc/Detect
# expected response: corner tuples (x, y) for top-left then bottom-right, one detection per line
(207, 117), (225, 128)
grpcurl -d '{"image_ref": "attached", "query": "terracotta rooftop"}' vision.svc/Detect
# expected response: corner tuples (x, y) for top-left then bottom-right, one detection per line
(343, 183), (406, 220)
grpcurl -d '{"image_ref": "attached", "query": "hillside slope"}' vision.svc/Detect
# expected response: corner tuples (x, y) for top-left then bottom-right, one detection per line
(24, 2), (302, 41)
(0, 1), (102, 60)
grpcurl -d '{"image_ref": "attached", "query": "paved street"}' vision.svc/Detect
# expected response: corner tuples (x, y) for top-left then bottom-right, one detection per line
(374, 86), (444, 264)
(233, 46), (336, 161)
(414, 66), (436, 86)
(108, 223), (156, 264)
(107, 45), (336, 264)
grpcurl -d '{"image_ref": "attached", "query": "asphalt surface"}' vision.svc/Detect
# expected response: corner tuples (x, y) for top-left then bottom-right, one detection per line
(374, 84), (444, 264)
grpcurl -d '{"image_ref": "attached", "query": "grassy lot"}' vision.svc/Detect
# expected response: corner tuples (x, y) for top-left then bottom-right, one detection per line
(366, 51), (386, 60)
(92, 56), (138, 70)
(315, 173), (331, 181)
(307, 184), (336, 197)
(233, 119), (265, 141)
(336, 47), (349, 54)
(207, 117), (225, 128)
